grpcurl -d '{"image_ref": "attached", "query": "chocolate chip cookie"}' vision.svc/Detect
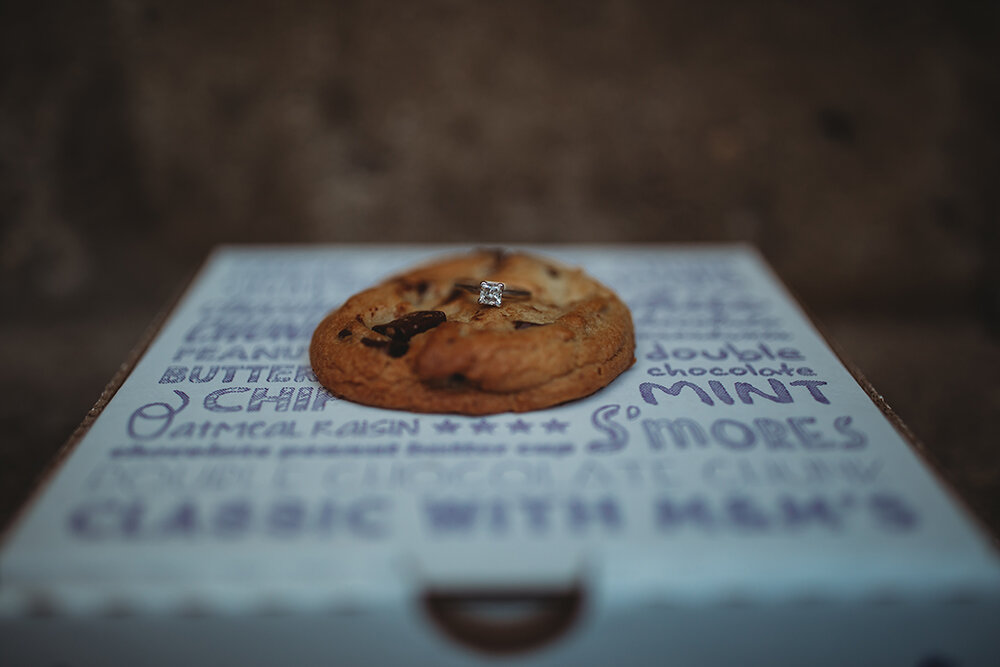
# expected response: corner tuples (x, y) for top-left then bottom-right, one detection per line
(310, 249), (635, 414)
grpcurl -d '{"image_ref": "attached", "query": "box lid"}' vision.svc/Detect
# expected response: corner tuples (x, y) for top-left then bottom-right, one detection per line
(2, 245), (998, 617)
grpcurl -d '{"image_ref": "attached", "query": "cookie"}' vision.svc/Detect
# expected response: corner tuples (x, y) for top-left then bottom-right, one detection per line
(309, 249), (636, 414)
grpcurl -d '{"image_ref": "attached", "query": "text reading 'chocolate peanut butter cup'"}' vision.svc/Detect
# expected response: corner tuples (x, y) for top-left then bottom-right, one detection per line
(309, 249), (636, 414)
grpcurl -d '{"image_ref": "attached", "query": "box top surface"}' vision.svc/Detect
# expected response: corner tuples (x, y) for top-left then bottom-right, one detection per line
(3, 244), (998, 613)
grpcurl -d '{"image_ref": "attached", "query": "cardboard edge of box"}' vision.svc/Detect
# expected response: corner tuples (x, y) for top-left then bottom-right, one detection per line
(0, 250), (217, 549)
(745, 244), (1000, 553)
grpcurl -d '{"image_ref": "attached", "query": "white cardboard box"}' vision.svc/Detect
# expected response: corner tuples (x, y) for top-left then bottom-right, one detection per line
(2, 245), (998, 666)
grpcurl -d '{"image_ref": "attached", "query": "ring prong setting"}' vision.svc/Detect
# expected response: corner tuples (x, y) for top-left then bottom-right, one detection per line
(478, 281), (505, 307)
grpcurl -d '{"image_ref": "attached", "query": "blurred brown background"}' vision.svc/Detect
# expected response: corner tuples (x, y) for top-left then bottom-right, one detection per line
(1, 1), (998, 533)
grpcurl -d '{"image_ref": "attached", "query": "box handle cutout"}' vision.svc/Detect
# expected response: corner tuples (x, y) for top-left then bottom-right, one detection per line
(423, 586), (583, 655)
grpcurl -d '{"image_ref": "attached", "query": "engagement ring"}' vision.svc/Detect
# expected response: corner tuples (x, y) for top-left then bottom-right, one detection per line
(455, 280), (531, 307)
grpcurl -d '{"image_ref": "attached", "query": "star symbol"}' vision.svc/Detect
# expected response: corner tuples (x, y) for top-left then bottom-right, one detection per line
(507, 419), (532, 434)
(541, 418), (569, 434)
(433, 419), (460, 434)
(471, 419), (497, 434)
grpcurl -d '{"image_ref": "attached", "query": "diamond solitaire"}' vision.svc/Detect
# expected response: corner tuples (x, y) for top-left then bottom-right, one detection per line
(478, 281), (505, 307)
(454, 279), (531, 306)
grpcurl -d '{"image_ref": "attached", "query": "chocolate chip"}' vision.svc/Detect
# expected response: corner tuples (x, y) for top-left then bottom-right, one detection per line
(429, 372), (472, 390)
(397, 278), (431, 298)
(441, 288), (465, 305)
(388, 340), (410, 358)
(372, 310), (446, 341)
(362, 336), (409, 357)
(479, 246), (507, 272)
(338, 328), (352, 338)
(514, 320), (544, 329)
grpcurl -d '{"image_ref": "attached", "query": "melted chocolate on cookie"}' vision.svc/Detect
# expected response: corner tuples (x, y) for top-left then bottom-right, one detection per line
(372, 310), (446, 340)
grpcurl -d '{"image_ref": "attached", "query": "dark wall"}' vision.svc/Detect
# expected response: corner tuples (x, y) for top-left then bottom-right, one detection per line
(2, 0), (998, 531)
